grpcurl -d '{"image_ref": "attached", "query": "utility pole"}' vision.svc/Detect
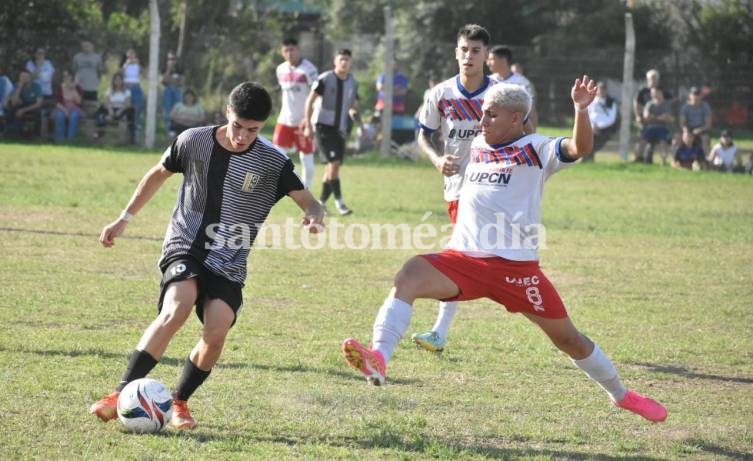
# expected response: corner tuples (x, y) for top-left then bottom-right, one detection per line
(619, 10), (635, 162)
(145, 0), (161, 148)
(380, 6), (394, 157)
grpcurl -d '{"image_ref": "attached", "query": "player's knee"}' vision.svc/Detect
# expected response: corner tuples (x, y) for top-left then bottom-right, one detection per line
(201, 327), (229, 350)
(157, 301), (193, 329)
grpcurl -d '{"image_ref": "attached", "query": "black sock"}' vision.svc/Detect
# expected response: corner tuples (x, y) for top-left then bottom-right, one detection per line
(330, 178), (342, 200)
(117, 350), (159, 391)
(320, 180), (332, 203)
(174, 357), (211, 401)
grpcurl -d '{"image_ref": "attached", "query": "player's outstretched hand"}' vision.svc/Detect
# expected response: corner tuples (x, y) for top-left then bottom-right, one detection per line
(99, 219), (128, 247)
(571, 75), (598, 111)
(302, 202), (326, 234)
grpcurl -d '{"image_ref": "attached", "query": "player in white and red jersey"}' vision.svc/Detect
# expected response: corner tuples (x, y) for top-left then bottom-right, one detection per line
(487, 45), (538, 133)
(274, 38), (319, 189)
(341, 77), (668, 423)
(411, 24), (495, 352)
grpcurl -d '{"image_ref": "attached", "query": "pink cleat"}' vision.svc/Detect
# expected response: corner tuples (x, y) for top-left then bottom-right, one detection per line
(615, 389), (668, 422)
(342, 338), (386, 386)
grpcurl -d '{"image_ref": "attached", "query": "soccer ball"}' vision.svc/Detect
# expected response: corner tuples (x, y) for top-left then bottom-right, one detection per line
(117, 378), (173, 433)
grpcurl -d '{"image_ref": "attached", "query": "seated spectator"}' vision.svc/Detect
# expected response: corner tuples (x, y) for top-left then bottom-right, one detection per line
(673, 129), (704, 170)
(52, 70), (84, 142)
(94, 72), (134, 142)
(169, 89), (205, 136)
(640, 86), (674, 165)
(161, 51), (184, 136)
(585, 81), (618, 162)
(680, 86), (712, 156)
(708, 130), (737, 173)
(0, 69), (14, 132)
(5, 69), (43, 137)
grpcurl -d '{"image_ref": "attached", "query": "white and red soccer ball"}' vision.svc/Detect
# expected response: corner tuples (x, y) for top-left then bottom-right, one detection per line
(117, 378), (173, 433)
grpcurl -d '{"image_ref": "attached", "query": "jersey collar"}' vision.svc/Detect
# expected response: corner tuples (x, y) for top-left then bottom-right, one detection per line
(455, 75), (490, 99)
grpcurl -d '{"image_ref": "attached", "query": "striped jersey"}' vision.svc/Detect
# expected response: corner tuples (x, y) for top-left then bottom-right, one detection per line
(418, 75), (496, 201)
(448, 133), (574, 261)
(158, 126), (304, 284)
(276, 58), (318, 126)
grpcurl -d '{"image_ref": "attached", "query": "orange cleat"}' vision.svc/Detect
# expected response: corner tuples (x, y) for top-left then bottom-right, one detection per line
(89, 391), (120, 422)
(171, 397), (198, 430)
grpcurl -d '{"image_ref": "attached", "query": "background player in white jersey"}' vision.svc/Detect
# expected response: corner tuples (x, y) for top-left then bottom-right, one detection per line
(411, 24), (494, 353)
(274, 38), (319, 189)
(341, 77), (668, 423)
(487, 45), (538, 132)
(89, 82), (325, 430)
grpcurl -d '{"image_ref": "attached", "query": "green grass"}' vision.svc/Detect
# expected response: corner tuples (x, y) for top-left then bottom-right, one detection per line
(1, 141), (752, 460)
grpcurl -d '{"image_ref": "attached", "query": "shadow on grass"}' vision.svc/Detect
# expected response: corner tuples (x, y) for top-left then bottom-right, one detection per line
(682, 439), (753, 461)
(181, 432), (666, 461)
(0, 227), (163, 242)
(0, 345), (405, 382)
(632, 362), (753, 385)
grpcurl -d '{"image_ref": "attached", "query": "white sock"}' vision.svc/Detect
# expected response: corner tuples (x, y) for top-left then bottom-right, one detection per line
(372, 296), (413, 363)
(572, 343), (627, 402)
(431, 301), (459, 341)
(299, 152), (314, 189)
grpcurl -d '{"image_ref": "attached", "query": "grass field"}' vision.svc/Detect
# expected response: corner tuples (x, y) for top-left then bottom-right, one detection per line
(1, 141), (752, 460)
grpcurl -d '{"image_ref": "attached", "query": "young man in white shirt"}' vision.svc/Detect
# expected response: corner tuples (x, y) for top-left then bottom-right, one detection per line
(341, 76), (668, 424)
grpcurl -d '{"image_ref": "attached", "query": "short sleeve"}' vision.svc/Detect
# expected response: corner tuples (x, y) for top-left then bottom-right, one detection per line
(161, 137), (184, 173)
(418, 85), (441, 132)
(312, 76), (325, 95)
(306, 63), (319, 85)
(540, 136), (575, 178)
(275, 159), (304, 202)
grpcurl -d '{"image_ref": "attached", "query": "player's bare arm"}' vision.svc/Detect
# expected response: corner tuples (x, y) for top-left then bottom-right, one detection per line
(418, 128), (459, 176)
(288, 189), (326, 233)
(562, 75), (598, 160)
(301, 89), (319, 138)
(99, 163), (174, 248)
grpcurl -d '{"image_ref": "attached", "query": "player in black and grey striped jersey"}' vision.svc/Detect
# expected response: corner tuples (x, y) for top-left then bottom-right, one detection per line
(90, 82), (325, 430)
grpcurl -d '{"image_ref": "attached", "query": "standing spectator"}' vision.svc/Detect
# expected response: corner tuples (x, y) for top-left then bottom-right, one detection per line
(486, 45), (537, 131)
(303, 48), (360, 216)
(122, 48), (144, 134)
(72, 39), (103, 102)
(633, 69), (672, 162)
(274, 38), (319, 189)
(94, 72), (135, 142)
(5, 70), (43, 137)
(673, 129), (704, 170)
(585, 81), (618, 161)
(52, 70), (84, 142)
(680, 86), (712, 156)
(708, 130), (737, 173)
(374, 62), (410, 136)
(640, 87), (674, 165)
(161, 51), (184, 136)
(169, 89), (206, 136)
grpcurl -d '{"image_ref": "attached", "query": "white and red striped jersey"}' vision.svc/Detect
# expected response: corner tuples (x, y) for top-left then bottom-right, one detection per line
(448, 133), (575, 261)
(276, 58), (318, 126)
(418, 75), (496, 201)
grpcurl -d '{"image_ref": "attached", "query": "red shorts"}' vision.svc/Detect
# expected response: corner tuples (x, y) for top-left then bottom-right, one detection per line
(273, 123), (313, 154)
(421, 250), (568, 319)
(447, 200), (459, 225)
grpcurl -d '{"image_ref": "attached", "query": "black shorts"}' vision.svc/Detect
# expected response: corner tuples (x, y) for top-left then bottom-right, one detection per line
(315, 124), (346, 164)
(158, 256), (243, 326)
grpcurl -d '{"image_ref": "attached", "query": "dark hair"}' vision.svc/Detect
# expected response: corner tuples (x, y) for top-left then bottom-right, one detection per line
(183, 88), (197, 99)
(282, 37), (298, 46)
(457, 24), (491, 46)
(335, 48), (352, 57)
(228, 81), (272, 121)
(490, 45), (512, 61)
